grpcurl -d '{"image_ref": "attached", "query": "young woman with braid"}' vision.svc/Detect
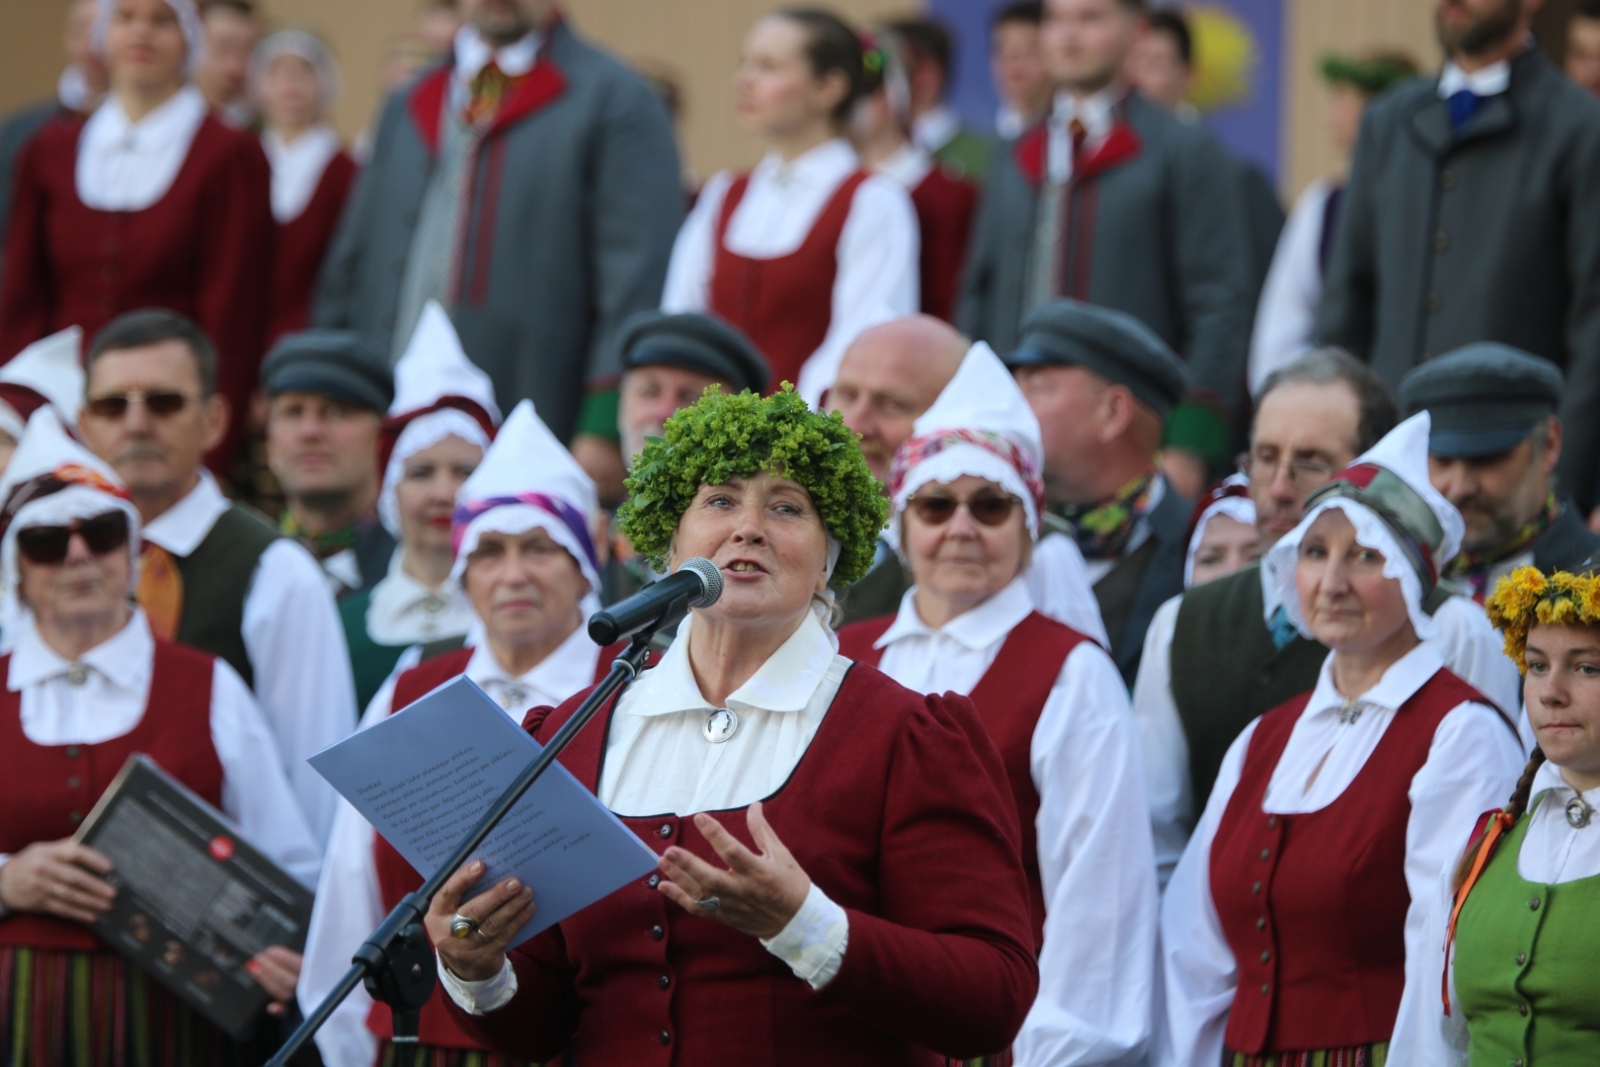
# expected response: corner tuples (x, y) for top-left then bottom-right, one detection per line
(1391, 567), (1600, 1066)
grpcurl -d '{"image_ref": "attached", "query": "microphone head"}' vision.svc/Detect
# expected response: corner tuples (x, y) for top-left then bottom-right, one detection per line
(678, 557), (724, 607)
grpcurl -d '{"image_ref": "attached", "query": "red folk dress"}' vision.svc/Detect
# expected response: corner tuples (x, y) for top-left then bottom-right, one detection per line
(0, 112), (274, 472)
(445, 661), (1039, 1066)
(0, 642), (237, 1065)
(909, 166), (977, 324)
(269, 150), (356, 346)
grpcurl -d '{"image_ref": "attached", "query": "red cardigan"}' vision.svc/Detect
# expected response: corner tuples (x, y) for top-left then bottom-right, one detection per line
(268, 150), (356, 346)
(910, 166), (977, 323)
(446, 661), (1038, 1065)
(0, 112), (274, 472)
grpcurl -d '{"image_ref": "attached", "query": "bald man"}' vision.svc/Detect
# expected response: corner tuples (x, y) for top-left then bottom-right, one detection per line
(825, 317), (967, 623)
(826, 316), (1107, 642)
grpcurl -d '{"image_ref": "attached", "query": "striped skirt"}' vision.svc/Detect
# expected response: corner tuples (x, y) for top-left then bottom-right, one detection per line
(378, 1039), (543, 1067)
(1, 946), (243, 1067)
(1225, 1043), (1387, 1067)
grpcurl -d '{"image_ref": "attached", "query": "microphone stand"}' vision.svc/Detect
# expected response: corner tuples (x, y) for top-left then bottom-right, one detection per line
(267, 632), (656, 1067)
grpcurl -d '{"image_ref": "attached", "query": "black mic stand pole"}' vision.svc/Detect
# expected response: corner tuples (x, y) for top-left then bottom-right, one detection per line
(267, 631), (656, 1067)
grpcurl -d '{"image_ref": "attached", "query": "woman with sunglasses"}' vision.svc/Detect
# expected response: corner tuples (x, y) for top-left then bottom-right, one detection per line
(302, 399), (613, 1067)
(1156, 413), (1526, 1067)
(837, 345), (1158, 1066)
(0, 410), (320, 1065)
(338, 303), (499, 711)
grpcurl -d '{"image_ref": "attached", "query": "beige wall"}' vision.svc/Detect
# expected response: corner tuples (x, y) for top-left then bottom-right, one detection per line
(1282, 0), (1440, 201)
(0, 0), (918, 182)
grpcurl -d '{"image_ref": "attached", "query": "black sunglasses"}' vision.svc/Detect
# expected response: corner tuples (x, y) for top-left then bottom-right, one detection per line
(15, 512), (131, 565)
(85, 390), (198, 420)
(906, 491), (1020, 528)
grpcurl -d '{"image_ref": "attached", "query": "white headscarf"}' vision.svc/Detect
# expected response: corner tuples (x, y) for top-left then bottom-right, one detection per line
(1263, 412), (1464, 642)
(1183, 472), (1256, 587)
(249, 29), (341, 111)
(0, 328), (85, 443)
(886, 340), (1045, 551)
(380, 302), (501, 539)
(450, 401), (601, 618)
(94, 0), (204, 79)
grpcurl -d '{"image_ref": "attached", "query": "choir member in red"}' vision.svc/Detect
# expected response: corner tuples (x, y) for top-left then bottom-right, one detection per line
(0, 408), (320, 1066)
(0, 0), (274, 476)
(850, 29), (977, 324)
(1156, 413), (1526, 1067)
(417, 387), (1036, 1065)
(661, 9), (918, 404)
(253, 29), (357, 346)
(300, 399), (606, 1067)
(837, 342), (1156, 1064)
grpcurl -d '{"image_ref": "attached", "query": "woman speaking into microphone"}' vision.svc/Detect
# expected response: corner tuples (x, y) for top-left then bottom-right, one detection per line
(424, 386), (1038, 1064)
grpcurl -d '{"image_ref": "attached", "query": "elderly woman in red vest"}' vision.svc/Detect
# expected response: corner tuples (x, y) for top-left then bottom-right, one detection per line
(0, 410), (319, 1065)
(418, 386), (1036, 1065)
(300, 398), (605, 1067)
(836, 342), (1156, 1065)
(660, 8), (918, 404)
(1157, 412), (1526, 1067)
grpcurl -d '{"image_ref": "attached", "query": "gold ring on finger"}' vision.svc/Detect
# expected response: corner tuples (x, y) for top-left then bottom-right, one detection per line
(449, 912), (480, 939)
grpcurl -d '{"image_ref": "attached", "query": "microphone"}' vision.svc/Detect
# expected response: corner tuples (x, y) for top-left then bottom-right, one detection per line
(587, 557), (724, 646)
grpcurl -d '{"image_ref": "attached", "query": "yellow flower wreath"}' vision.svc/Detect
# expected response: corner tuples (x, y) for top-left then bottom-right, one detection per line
(1484, 566), (1600, 671)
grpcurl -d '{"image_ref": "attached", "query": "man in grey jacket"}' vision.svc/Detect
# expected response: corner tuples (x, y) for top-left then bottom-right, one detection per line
(1314, 0), (1600, 514)
(314, 0), (683, 475)
(959, 0), (1254, 488)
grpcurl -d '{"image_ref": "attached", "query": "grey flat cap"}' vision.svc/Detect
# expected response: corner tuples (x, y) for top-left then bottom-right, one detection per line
(1401, 342), (1563, 458)
(262, 330), (394, 413)
(1003, 299), (1188, 417)
(615, 311), (770, 396)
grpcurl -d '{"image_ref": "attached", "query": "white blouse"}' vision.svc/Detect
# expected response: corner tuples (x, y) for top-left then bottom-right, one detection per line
(660, 137), (920, 405)
(1390, 760), (1600, 1066)
(263, 123), (342, 223)
(299, 627), (600, 1067)
(1130, 577), (1524, 883)
(873, 577), (1158, 1066)
(0, 611), (321, 890)
(435, 611), (855, 1022)
(363, 553), (476, 648)
(142, 471), (357, 847)
(1247, 178), (1335, 398)
(76, 85), (208, 211)
(1154, 641), (1525, 1067)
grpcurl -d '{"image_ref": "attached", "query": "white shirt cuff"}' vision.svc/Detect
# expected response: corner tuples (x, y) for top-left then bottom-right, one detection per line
(760, 882), (849, 989)
(437, 954), (518, 1014)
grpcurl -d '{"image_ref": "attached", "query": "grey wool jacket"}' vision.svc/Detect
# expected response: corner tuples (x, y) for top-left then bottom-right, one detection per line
(957, 91), (1255, 412)
(1314, 48), (1600, 511)
(313, 20), (684, 443)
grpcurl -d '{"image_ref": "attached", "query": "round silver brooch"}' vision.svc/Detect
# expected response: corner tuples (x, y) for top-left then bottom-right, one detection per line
(703, 708), (739, 744)
(65, 664), (88, 687)
(1566, 795), (1593, 830)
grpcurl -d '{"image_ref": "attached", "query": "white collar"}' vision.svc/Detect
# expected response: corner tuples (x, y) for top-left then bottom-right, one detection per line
(1438, 59), (1511, 99)
(874, 143), (933, 191)
(263, 123), (342, 223)
(141, 470), (230, 557)
(912, 105), (961, 154)
(1531, 758), (1600, 812)
(453, 25), (541, 83)
(1052, 85), (1120, 140)
(875, 575), (1033, 652)
(76, 85), (208, 212)
(366, 553), (475, 645)
(1302, 640), (1445, 720)
(463, 620), (595, 698)
(751, 137), (859, 190)
(628, 609), (839, 717)
(8, 609), (153, 693)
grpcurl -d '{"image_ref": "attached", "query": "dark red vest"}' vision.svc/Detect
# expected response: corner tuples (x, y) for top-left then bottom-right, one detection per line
(0, 640), (220, 952)
(909, 166), (977, 323)
(1211, 667), (1485, 1054)
(268, 149), (357, 346)
(367, 642), (621, 1049)
(707, 170), (869, 393)
(837, 610), (1088, 947)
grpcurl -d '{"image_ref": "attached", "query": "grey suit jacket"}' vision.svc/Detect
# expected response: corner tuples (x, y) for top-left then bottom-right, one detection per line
(314, 22), (684, 443)
(958, 92), (1254, 410)
(1315, 49), (1600, 511)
